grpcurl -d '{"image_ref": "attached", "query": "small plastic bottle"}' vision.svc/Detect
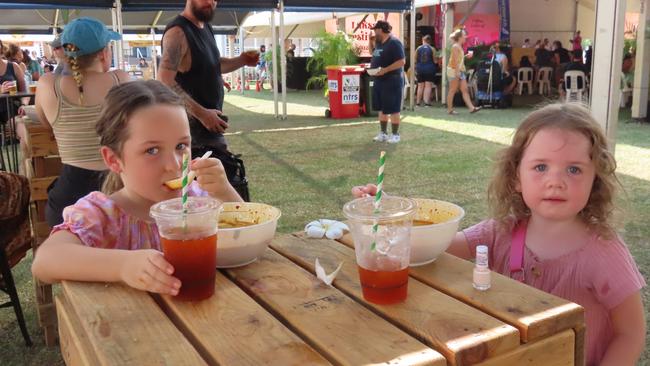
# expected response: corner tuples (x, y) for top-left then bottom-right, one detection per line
(473, 245), (491, 291)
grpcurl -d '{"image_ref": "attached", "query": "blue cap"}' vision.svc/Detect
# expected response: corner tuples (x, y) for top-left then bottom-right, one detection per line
(61, 17), (121, 57)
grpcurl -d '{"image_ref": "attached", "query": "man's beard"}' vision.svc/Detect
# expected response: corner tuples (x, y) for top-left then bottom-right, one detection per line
(191, 2), (215, 22)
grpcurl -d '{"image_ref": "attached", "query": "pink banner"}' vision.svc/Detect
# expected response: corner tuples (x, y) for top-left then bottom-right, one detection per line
(455, 14), (500, 47)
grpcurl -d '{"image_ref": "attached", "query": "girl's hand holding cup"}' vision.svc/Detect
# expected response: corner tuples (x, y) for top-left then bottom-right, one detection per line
(120, 249), (181, 295)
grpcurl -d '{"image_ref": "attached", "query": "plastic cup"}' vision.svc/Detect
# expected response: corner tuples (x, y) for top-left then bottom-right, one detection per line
(8, 81), (17, 95)
(28, 83), (37, 94)
(343, 196), (416, 305)
(243, 50), (260, 65)
(150, 197), (221, 301)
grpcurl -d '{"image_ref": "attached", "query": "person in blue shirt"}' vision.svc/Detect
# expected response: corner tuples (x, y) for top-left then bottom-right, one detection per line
(415, 35), (437, 106)
(370, 20), (406, 144)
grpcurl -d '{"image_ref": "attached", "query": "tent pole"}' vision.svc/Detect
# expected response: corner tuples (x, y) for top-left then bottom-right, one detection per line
(441, 3), (454, 106)
(280, 0), (287, 119)
(114, 0), (125, 70)
(632, 0), (649, 120)
(410, 4), (416, 111)
(53, 9), (60, 34)
(151, 28), (157, 80)
(271, 9), (279, 118)
(111, 6), (120, 69)
(590, 0), (626, 148)
(240, 26), (245, 95)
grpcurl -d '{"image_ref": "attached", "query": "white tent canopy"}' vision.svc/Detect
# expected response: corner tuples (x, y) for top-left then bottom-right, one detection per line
(242, 11), (360, 38)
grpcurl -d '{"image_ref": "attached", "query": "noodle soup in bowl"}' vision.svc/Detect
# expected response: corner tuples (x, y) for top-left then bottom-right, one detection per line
(410, 198), (465, 266)
(216, 202), (281, 268)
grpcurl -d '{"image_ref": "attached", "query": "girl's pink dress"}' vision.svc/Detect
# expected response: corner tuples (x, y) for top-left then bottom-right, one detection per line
(52, 182), (207, 251)
(464, 219), (645, 366)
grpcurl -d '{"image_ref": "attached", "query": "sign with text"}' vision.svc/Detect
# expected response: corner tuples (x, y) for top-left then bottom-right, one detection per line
(324, 13), (401, 57)
(341, 74), (360, 104)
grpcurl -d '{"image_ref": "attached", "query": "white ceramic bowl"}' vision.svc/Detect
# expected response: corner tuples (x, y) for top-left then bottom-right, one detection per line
(410, 198), (465, 266)
(217, 202), (281, 268)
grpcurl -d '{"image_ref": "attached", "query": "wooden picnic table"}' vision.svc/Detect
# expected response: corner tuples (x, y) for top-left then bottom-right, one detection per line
(56, 232), (585, 366)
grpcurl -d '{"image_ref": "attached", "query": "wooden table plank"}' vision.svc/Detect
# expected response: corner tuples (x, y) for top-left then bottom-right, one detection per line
(156, 272), (331, 366)
(225, 248), (446, 366)
(61, 281), (207, 365)
(274, 234), (520, 366)
(475, 329), (574, 366)
(56, 296), (101, 366)
(339, 233), (585, 343)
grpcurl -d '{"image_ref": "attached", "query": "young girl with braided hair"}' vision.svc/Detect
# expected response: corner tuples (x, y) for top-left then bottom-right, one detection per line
(35, 17), (131, 227)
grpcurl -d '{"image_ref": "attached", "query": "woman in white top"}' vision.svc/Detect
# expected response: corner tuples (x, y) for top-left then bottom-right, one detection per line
(446, 29), (480, 115)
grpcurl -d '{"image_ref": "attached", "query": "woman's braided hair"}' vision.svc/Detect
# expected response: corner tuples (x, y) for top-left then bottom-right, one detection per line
(64, 43), (103, 104)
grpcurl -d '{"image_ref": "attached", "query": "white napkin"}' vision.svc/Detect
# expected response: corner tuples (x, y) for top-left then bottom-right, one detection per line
(304, 219), (349, 240)
(315, 258), (343, 286)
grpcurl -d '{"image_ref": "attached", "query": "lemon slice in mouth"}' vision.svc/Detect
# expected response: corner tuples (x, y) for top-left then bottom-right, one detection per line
(164, 171), (196, 190)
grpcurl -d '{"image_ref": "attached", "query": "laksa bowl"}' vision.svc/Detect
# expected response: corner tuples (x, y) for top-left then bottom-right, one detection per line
(217, 202), (281, 268)
(410, 198), (465, 266)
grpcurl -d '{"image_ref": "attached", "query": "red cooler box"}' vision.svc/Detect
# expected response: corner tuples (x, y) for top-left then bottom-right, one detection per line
(326, 66), (364, 119)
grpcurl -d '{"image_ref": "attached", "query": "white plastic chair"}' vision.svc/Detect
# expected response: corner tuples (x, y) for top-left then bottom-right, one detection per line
(564, 70), (587, 103)
(516, 67), (534, 95)
(537, 67), (553, 96)
(620, 72), (632, 108)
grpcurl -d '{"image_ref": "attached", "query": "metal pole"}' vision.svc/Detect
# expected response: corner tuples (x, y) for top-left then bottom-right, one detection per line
(632, 0), (649, 120)
(280, 0), (287, 119)
(590, 0), (626, 147)
(240, 26), (245, 95)
(111, 7), (119, 69)
(151, 28), (157, 80)
(271, 9), (279, 118)
(114, 0), (125, 69)
(409, 4), (416, 110)
(441, 4), (454, 106)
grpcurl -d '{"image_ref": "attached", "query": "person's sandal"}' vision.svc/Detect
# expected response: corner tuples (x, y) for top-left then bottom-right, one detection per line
(448, 110), (459, 115)
(470, 106), (482, 114)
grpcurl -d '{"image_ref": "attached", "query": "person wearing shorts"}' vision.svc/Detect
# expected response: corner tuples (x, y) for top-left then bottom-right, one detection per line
(445, 29), (480, 115)
(415, 35), (437, 106)
(370, 20), (406, 144)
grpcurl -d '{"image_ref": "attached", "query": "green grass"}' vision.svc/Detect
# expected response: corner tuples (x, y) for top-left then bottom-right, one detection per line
(1, 89), (649, 365)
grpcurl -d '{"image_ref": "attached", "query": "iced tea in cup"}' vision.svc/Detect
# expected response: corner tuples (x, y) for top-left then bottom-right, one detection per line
(242, 50), (260, 65)
(150, 197), (221, 301)
(343, 196), (416, 305)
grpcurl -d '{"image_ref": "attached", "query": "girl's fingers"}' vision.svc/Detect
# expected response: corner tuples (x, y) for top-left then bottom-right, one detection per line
(142, 268), (180, 295)
(147, 252), (174, 275)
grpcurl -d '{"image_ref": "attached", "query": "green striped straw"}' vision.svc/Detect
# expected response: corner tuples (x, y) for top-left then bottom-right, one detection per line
(181, 152), (190, 230)
(370, 151), (386, 251)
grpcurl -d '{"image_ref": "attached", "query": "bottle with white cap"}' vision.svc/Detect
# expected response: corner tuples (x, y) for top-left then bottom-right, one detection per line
(473, 245), (491, 291)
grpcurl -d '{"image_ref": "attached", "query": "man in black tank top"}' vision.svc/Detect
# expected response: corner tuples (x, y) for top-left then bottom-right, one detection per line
(159, 0), (257, 152)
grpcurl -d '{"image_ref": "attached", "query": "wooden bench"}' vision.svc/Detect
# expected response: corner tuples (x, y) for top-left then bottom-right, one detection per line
(19, 119), (61, 346)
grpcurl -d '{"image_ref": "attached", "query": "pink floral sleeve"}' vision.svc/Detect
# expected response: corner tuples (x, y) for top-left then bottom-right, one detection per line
(51, 192), (122, 249)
